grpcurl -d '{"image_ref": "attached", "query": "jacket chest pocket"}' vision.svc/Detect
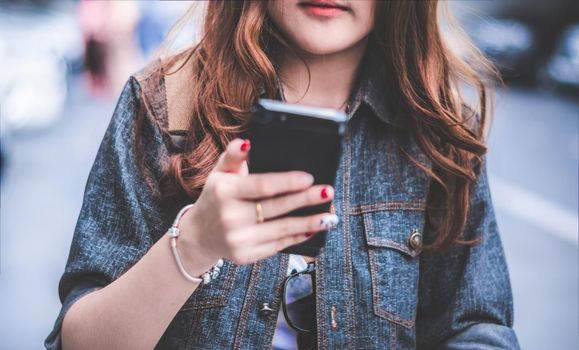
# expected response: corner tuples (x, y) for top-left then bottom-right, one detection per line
(179, 260), (239, 311)
(361, 208), (424, 329)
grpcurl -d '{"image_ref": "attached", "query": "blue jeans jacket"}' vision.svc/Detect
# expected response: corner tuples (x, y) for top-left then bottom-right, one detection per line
(45, 56), (520, 349)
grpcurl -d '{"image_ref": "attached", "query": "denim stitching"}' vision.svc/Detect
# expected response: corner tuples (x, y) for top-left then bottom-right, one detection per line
(315, 247), (328, 350)
(233, 261), (262, 349)
(365, 237), (420, 258)
(389, 321), (397, 350)
(349, 202), (426, 215)
(362, 211), (373, 235)
(263, 254), (289, 349)
(343, 127), (358, 347)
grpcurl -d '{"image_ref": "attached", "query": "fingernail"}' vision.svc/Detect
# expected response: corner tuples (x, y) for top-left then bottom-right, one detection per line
(321, 186), (330, 199)
(240, 139), (250, 152)
(306, 231), (315, 238)
(320, 214), (339, 228)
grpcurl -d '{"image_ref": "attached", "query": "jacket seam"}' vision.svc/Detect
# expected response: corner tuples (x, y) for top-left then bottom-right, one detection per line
(390, 321), (398, 350)
(233, 261), (262, 349)
(343, 127), (358, 347)
(349, 202), (426, 215)
(263, 254), (289, 349)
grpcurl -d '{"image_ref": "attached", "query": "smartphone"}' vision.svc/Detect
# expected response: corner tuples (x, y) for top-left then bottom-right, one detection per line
(247, 99), (348, 257)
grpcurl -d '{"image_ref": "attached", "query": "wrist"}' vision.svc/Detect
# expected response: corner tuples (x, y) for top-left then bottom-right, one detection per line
(177, 206), (221, 277)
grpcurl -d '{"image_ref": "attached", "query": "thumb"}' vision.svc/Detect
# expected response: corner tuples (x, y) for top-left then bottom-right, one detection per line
(213, 138), (250, 174)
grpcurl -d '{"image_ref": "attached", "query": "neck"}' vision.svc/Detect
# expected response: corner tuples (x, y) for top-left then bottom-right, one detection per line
(278, 38), (368, 111)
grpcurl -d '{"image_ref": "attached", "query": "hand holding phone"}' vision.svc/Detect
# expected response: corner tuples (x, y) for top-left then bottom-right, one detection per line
(247, 99), (347, 256)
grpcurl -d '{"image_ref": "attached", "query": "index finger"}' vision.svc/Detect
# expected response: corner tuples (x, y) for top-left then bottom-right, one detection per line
(234, 171), (314, 199)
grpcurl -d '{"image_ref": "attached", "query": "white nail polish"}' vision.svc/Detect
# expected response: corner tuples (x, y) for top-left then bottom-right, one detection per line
(320, 214), (339, 228)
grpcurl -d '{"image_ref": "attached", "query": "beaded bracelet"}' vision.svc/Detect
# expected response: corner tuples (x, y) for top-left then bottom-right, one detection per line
(167, 203), (224, 285)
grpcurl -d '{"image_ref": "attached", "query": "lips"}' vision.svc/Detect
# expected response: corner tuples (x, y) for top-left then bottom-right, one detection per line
(298, 0), (351, 12)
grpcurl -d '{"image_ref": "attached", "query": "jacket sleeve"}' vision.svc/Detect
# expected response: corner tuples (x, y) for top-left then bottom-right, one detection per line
(44, 76), (173, 350)
(416, 157), (520, 349)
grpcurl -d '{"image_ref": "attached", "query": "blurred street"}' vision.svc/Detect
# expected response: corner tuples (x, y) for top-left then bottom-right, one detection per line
(1, 0), (578, 349)
(486, 86), (578, 350)
(0, 76), (577, 349)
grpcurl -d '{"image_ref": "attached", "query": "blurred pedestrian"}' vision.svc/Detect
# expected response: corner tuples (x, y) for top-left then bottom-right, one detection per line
(78, 0), (139, 96)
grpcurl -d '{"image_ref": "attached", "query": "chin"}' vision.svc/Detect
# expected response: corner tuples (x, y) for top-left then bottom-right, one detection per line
(292, 35), (356, 56)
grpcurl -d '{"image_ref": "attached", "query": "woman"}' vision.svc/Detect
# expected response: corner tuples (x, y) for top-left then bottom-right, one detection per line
(46, 1), (520, 349)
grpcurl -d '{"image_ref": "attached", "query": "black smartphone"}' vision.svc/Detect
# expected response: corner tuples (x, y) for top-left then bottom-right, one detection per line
(247, 98), (348, 257)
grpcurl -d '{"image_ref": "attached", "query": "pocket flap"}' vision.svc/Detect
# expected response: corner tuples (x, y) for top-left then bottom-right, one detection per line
(362, 209), (425, 258)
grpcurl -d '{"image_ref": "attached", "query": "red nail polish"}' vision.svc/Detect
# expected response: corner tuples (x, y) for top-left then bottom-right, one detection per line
(321, 187), (329, 199)
(240, 139), (250, 152)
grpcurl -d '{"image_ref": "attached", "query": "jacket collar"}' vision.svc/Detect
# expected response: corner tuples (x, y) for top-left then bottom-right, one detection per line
(346, 52), (407, 128)
(261, 53), (407, 129)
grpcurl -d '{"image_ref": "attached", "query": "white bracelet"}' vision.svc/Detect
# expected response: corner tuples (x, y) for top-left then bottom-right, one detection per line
(167, 203), (224, 284)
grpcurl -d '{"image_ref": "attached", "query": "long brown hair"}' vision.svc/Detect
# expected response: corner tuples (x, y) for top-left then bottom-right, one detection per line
(145, 0), (497, 252)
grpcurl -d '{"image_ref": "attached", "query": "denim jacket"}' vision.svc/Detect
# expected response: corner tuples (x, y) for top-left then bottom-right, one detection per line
(46, 53), (520, 349)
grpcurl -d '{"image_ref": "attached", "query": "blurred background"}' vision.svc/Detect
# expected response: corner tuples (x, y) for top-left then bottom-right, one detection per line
(0, 0), (577, 349)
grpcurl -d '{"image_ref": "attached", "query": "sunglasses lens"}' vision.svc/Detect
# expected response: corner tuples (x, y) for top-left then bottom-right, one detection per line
(284, 273), (315, 332)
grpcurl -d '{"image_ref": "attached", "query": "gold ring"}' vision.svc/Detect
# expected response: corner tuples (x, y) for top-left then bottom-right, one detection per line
(255, 201), (264, 223)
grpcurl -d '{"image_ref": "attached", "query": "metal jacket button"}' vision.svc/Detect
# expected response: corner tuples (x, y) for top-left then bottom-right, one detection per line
(259, 303), (274, 314)
(408, 229), (423, 250)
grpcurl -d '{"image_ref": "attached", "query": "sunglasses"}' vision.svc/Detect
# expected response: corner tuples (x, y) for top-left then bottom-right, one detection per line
(281, 261), (316, 334)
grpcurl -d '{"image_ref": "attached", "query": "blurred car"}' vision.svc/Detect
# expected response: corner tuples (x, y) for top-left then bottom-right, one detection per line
(0, 3), (82, 132)
(466, 18), (538, 80)
(540, 24), (579, 92)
